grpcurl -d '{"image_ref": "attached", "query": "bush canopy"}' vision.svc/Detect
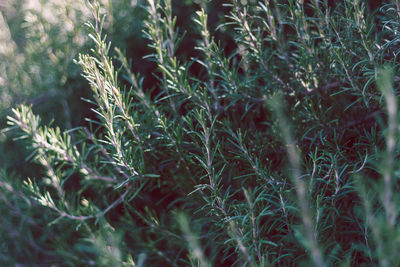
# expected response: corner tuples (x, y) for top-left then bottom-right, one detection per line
(2, 0), (400, 266)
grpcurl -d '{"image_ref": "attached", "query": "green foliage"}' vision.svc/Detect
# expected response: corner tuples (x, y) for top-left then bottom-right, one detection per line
(3, 0), (400, 266)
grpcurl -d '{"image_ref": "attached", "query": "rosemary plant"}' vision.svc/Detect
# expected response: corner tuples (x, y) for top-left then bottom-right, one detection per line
(2, 0), (400, 266)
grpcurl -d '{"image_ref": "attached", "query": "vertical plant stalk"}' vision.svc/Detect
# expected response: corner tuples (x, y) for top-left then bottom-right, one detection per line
(232, 0), (290, 92)
(396, 0), (400, 19)
(243, 188), (262, 263)
(268, 95), (325, 267)
(356, 177), (387, 267)
(377, 67), (397, 226)
(145, 0), (178, 115)
(78, 2), (145, 180)
(194, 9), (219, 110)
(92, 3), (143, 147)
(194, 111), (256, 267)
(177, 213), (210, 267)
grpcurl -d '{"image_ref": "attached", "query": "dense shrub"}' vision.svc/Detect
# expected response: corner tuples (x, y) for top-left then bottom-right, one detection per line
(2, 0), (400, 266)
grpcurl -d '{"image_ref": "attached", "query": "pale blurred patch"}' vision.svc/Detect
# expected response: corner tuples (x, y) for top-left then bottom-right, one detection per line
(0, 0), (91, 112)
